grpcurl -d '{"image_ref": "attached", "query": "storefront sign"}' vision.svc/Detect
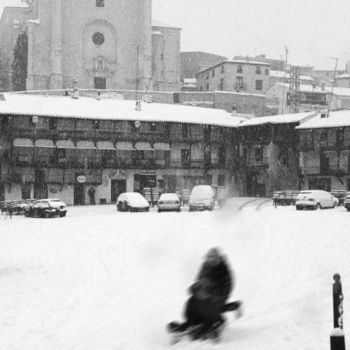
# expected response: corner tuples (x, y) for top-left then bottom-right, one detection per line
(77, 175), (87, 183)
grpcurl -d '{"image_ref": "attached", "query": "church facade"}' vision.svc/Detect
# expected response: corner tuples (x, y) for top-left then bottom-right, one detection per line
(0, 0), (181, 91)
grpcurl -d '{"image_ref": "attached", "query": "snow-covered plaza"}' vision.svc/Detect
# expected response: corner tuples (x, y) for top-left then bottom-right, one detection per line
(0, 199), (349, 350)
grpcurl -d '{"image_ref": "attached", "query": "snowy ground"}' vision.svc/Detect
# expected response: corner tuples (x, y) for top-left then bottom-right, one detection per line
(0, 199), (349, 350)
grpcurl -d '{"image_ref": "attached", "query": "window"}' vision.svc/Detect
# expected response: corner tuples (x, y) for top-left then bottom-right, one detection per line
(182, 124), (189, 138)
(218, 174), (226, 186)
(92, 32), (105, 45)
(96, 0), (104, 7)
(265, 69), (269, 75)
(321, 130), (328, 142)
(255, 147), (263, 162)
(150, 122), (156, 132)
(237, 65), (243, 73)
(206, 83), (209, 91)
(221, 65), (225, 73)
(49, 118), (57, 130)
(181, 149), (190, 167)
(255, 79), (263, 91)
(218, 147), (226, 166)
(236, 76), (244, 89)
(93, 120), (100, 129)
(212, 69), (215, 77)
(219, 78), (224, 91)
(256, 66), (261, 74)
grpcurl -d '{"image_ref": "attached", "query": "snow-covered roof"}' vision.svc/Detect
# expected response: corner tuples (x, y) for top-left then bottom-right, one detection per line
(239, 112), (317, 127)
(296, 110), (350, 129)
(336, 74), (350, 79)
(152, 20), (181, 29)
(275, 83), (350, 97)
(0, 93), (244, 128)
(198, 60), (270, 74)
(270, 71), (314, 81)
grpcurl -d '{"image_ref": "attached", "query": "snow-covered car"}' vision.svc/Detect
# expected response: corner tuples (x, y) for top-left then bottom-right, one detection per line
(25, 199), (67, 218)
(189, 185), (215, 212)
(344, 193), (350, 212)
(116, 192), (150, 212)
(157, 193), (181, 212)
(295, 190), (338, 210)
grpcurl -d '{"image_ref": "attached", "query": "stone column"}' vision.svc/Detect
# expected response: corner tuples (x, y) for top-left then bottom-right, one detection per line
(49, 0), (63, 89)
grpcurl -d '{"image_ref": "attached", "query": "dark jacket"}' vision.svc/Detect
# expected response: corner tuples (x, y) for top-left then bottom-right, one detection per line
(192, 258), (233, 302)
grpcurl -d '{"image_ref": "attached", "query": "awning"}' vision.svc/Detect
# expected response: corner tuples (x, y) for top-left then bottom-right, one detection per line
(96, 141), (116, 150)
(35, 139), (56, 148)
(116, 142), (135, 151)
(56, 139), (76, 149)
(153, 142), (170, 151)
(76, 140), (96, 149)
(135, 142), (154, 151)
(13, 138), (34, 147)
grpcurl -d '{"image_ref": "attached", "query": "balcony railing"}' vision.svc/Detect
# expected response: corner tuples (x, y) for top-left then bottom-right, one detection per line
(246, 157), (269, 167)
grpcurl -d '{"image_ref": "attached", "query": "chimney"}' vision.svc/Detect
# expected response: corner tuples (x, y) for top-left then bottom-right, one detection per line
(231, 104), (237, 116)
(320, 110), (328, 118)
(135, 100), (142, 111)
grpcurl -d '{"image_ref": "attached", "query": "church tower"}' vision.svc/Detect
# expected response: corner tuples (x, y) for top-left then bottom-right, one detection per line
(26, 0), (153, 91)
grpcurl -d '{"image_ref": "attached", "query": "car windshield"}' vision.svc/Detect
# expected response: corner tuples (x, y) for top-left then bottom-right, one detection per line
(159, 194), (178, 201)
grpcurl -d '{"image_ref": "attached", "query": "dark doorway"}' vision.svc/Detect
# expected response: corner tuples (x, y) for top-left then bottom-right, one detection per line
(74, 183), (85, 205)
(34, 169), (47, 199)
(22, 183), (31, 199)
(134, 174), (156, 193)
(111, 179), (126, 203)
(0, 183), (4, 201)
(94, 77), (106, 89)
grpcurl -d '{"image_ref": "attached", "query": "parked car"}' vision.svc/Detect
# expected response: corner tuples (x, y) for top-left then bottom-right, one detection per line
(344, 193), (350, 211)
(331, 190), (347, 206)
(157, 193), (181, 212)
(116, 192), (150, 212)
(25, 199), (67, 218)
(189, 185), (216, 211)
(295, 190), (338, 210)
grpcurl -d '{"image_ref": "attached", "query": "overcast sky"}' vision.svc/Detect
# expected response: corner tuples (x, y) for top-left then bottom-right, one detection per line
(1, 0), (350, 70)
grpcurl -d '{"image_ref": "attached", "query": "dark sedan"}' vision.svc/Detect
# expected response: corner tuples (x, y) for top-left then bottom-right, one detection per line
(25, 199), (67, 218)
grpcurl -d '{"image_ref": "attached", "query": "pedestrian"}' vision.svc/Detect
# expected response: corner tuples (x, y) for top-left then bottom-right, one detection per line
(88, 187), (96, 205)
(191, 247), (233, 307)
(168, 247), (241, 341)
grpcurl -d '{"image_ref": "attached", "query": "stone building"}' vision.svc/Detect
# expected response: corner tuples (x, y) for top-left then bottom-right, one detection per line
(0, 0), (181, 92)
(197, 60), (271, 95)
(0, 93), (242, 204)
(297, 110), (350, 192)
(237, 112), (316, 196)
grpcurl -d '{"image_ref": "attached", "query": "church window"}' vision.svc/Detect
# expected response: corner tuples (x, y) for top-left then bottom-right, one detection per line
(92, 32), (105, 46)
(96, 0), (104, 7)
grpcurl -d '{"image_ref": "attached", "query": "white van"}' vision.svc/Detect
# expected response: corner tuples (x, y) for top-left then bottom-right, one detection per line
(189, 185), (215, 211)
(295, 190), (338, 210)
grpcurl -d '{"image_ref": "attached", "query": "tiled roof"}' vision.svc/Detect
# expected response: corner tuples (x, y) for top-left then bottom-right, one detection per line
(296, 110), (350, 129)
(239, 112), (317, 127)
(0, 93), (244, 128)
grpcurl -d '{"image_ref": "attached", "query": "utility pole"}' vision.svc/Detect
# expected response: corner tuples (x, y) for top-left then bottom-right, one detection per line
(289, 65), (301, 113)
(327, 57), (338, 115)
(281, 47), (289, 114)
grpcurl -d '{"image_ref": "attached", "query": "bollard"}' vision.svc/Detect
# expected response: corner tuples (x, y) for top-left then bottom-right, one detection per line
(331, 274), (346, 350)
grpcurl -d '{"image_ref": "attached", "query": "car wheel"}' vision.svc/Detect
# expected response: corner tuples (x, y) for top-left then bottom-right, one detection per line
(44, 212), (51, 218)
(60, 212), (66, 217)
(129, 206), (133, 212)
(347, 208), (350, 212)
(296, 206), (300, 210)
(145, 208), (149, 212)
(177, 208), (181, 212)
(158, 209), (161, 213)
